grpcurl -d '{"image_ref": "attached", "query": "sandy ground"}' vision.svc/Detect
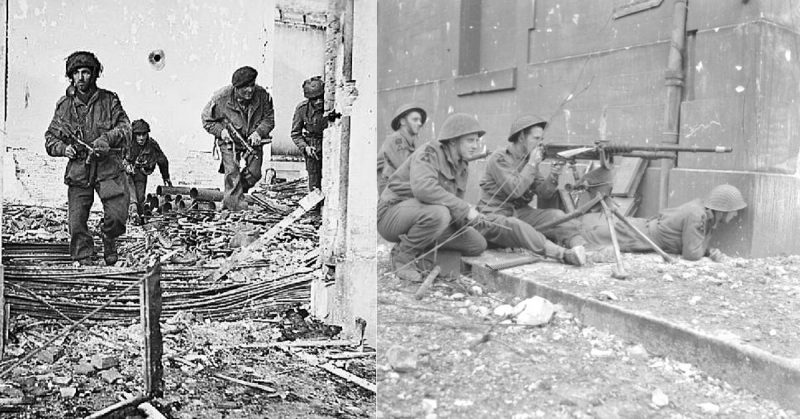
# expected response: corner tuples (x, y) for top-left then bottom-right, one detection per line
(376, 243), (796, 419)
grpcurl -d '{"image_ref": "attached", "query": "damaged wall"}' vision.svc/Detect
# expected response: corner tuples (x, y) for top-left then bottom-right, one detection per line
(378, 0), (800, 257)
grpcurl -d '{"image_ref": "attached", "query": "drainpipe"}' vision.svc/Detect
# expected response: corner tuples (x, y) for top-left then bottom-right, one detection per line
(658, 0), (688, 210)
(337, 0), (354, 257)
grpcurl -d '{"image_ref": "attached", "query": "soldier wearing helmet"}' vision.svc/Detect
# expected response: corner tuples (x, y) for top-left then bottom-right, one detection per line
(579, 184), (747, 261)
(377, 104), (427, 194)
(202, 66), (275, 211)
(124, 119), (171, 221)
(478, 115), (589, 255)
(44, 51), (132, 266)
(291, 76), (328, 191)
(378, 113), (585, 282)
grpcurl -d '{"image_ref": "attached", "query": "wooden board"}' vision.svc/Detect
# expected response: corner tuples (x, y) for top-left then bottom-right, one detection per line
(611, 157), (647, 197)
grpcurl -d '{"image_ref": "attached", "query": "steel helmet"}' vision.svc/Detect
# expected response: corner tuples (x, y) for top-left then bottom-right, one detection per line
(704, 184), (747, 212)
(391, 104), (427, 131)
(131, 119), (151, 134)
(303, 76), (324, 99)
(508, 115), (547, 142)
(437, 113), (485, 142)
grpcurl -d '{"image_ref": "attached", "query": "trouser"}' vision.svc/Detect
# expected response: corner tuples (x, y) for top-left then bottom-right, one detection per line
(67, 175), (129, 261)
(514, 206), (587, 248)
(128, 173), (147, 216)
(377, 198), (487, 257)
(219, 140), (263, 211)
(305, 136), (323, 191)
(475, 213), (564, 259)
(579, 213), (653, 252)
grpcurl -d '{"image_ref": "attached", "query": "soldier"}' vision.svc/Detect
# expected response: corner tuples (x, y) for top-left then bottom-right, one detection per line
(124, 119), (171, 219)
(202, 66), (274, 211)
(579, 184), (747, 261)
(378, 113), (585, 282)
(478, 115), (588, 250)
(291, 76), (327, 191)
(44, 51), (131, 266)
(377, 104), (427, 194)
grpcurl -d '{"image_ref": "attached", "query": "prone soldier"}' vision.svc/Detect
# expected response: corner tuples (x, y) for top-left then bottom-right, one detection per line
(202, 66), (274, 211)
(44, 51), (131, 266)
(124, 119), (171, 219)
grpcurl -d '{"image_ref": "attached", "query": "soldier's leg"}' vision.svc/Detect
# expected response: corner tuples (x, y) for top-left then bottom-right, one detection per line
(579, 213), (651, 252)
(67, 185), (95, 262)
(135, 175), (147, 216)
(306, 156), (322, 191)
(437, 225), (487, 256)
(516, 206), (587, 248)
(96, 174), (130, 265)
(478, 213), (563, 258)
(219, 141), (245, 210)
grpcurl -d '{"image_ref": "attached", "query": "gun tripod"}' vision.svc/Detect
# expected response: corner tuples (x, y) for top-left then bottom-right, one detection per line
(541, 165), (675, 279)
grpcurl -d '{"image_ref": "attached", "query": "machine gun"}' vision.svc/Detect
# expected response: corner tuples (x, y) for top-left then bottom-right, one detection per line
(542, 141), (732, 169)
(51, 120), (96, 164)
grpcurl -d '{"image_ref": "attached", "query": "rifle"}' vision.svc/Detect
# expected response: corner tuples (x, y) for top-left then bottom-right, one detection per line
(51, 120), (95, 164)
(222, 119), (256, 161)
(542, 141), (732, 169)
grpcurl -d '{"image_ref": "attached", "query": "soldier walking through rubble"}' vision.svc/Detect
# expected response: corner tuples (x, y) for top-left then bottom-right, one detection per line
(377, 104), (427, 194)
(202, 66), (274, 211)
(580, 184), (747, 261)
(291, 76), (327, 192)
(44, 51), (131, 266)
(124, 119), (171, 221)
(478, 115), (589, 251)
(378, 113), (585, 282)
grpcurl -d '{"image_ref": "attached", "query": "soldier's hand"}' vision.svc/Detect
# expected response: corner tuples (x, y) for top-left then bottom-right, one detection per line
(164, 178), (173, 187)
(467, 207), (481, 222)
(709, 248), (725, 262)
(248, 131), (262, 147)
(220, 129), (233, 144)
(93, 137), (110, 156)
(529, 146), (544, 167)
(124, 161), (135, 175)
(305, 146), (319, 160)
(65, 145), (77, 159)
(551, 159), (566, 175)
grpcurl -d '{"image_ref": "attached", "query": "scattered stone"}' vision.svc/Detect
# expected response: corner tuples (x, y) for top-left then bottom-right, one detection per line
(651, 388), (669, 408)
(343, 405), (364, 416)
(470, 285), (483, 296)
(689, 296), (702, 305)
(514, 296), (555, 326)
(597, 291), (618, 301)
(662, 274), (674, 282)
(99, 368), (123, 384)
(74, 363), (95, 376)
(53, 376), (72, 386)
(716, 272), (729, 280)
(471, 306), (491, 318)
(769, 329), (777, 337)
(91, 354), (118, 370)
(451, 293), (466, 301)
(59, 387), (77, 398)
(386, 346), (418, 373)
(0, 397), (24, 405)
(36, 348), (63, 364)
(11, 367), (27, 377)
(626, 344), (649, 360)
(590, 348), (613, 358)
(421, 398), (437, 414)
(698, 402), (720, 415)
(453, 399), (474, 408)
(493, 304), (516, 318)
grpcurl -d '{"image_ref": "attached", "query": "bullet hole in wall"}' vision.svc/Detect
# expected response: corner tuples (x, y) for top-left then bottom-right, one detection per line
(148, 50), (166, 71)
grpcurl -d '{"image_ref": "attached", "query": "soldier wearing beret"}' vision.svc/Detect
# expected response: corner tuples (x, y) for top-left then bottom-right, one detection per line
(377, 104), (426, 194)
(124, 119), (171, 220)
(291, 76), (327, 191)
(478, 115), (588, 250)
(378, 113), (585, 282)
(202, 66), (275, 210)
(44, 51), (132, 266)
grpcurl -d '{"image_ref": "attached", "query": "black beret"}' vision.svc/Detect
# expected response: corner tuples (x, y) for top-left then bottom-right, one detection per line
(232, 66), (258, 88)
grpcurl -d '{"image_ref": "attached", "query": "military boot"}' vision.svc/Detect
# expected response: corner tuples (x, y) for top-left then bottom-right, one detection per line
(103, 237), (119, 266)
(390, 246), (423, 283)
(562, 245), (586, 267)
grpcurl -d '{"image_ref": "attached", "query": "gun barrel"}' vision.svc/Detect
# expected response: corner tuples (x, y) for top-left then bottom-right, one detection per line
(617, 144), (732, 153)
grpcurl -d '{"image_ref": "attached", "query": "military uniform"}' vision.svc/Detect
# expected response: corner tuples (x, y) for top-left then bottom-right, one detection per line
(478, 145), (586, 248)
(202, 84), (274, 210)
(125, 137), (170, 215)
(377, 104), (427, 194)
(580, 199), (714, 261)
(45, 87), (131, 262)
(378, 141), (567, 260)
(291, 99), (326, 190)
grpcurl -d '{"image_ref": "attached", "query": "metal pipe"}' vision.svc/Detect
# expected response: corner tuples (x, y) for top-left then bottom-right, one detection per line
(659, 0), (688, 210)
(189, 188), (224, 202)
(156, 186), (194, 196)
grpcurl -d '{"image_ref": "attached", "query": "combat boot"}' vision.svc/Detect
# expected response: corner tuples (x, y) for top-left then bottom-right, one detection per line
(390, 246), (423, 283)
(103, 237), (119, 266)
(562, 245), (586, 267)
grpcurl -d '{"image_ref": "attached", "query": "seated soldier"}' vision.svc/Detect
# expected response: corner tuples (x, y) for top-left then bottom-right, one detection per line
(378, 113), (585, 282)
(124, 119), (171, 220)
(579, 184), (746, 261)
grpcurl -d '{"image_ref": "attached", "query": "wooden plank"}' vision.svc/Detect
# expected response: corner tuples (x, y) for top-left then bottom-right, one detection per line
(611, 157), (646, 197)
(208, 190), (324, 282)
(320, 362), (376, 393)
(140, 262), (164, 398)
